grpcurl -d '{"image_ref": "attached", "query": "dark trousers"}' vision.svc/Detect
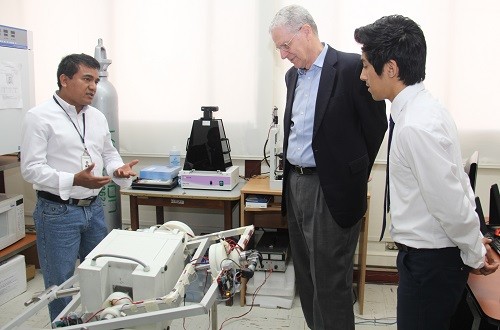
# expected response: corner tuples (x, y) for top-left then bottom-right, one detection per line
(286, 171), (361, 330)
(397, 246), (470, 330)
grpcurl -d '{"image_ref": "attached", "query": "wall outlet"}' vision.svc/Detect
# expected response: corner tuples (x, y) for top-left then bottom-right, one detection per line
(385, 242), (398, 251)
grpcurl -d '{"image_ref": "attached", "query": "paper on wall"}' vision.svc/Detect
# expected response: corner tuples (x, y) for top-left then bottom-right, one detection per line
(0, 61), (23, 110)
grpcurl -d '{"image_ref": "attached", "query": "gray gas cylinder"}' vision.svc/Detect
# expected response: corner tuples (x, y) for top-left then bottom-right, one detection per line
(92, 38), (122, 232)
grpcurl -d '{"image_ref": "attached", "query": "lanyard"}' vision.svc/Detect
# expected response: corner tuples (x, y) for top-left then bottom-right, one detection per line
(53, 96), (86, 147)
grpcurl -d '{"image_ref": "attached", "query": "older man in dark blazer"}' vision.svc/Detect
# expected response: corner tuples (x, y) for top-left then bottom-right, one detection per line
(269, 5), (387, 330)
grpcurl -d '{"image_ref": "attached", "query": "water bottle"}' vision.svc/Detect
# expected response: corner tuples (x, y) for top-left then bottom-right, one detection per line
(169, 146), (181, 167)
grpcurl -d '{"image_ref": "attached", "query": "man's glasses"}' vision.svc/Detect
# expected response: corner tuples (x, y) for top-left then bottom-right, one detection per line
(276, 28), (301, 52)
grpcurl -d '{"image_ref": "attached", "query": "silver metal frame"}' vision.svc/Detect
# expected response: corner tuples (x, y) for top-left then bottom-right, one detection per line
(1, 225), (255, 330)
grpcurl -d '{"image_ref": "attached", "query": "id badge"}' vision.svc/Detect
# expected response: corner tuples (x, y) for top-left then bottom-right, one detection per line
(81, 150), (92, 170)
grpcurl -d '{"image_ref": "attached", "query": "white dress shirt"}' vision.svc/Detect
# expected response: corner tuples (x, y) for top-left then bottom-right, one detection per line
(389, 83), (485, 269)
(21, 93), (132, 200)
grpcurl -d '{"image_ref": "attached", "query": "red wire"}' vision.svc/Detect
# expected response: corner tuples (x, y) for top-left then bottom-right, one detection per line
(218, 269), (273, 329)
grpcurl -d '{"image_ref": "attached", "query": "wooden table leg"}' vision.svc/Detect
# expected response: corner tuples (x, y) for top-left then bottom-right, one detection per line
(130, 196), (139, 231)
(357, 216), (368, 314)
(240, 277), (248, 306)
(223, 201), (232, 230)
(0, 171), (5, 193)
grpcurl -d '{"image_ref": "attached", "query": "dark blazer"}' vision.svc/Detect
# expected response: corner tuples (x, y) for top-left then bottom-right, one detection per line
(281, 46), (387, 228)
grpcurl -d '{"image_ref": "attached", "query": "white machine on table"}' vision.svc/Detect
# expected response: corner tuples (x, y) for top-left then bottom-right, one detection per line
(180, 165), (239, 191)
(2, 223), (260, 330)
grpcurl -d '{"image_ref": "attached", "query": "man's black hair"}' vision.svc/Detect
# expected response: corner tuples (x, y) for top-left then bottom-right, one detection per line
(354, 15), (426, 86)
(56, 53), (100, 89)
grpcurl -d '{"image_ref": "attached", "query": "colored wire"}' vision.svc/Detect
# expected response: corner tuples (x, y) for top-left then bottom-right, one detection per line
(218, 269), (273, 329)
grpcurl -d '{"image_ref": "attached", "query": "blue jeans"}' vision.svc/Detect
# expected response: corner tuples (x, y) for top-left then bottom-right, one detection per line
(33, 196), (107, 321)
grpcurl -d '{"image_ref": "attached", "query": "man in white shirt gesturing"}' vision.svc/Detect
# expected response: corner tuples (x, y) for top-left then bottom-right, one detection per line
(21, 53), (138, 321)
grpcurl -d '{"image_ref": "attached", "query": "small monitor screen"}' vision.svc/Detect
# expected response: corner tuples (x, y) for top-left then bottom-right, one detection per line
(490, 184), (500, 225)
(475, 197), (488, 235)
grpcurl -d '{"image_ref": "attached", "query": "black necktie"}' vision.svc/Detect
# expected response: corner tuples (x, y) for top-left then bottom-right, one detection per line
(380, 116), (395, 241)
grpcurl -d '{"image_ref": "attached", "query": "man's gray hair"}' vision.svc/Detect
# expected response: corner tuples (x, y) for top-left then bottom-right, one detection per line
(269, 5), (318, 36)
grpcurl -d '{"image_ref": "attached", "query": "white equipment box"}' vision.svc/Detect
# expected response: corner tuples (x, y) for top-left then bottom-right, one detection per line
(180, 165), (239, 191)
(0, 255), (27, 306)
(78, 229), (186, 328)
(0, 194), (25, 251)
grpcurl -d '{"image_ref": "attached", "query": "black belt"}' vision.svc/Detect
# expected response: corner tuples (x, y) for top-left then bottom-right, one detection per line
(395, 242), (415, 252)
(395, 242), (458, 252)
(292, 165), (317, 175)
(37, 191), (97, 207)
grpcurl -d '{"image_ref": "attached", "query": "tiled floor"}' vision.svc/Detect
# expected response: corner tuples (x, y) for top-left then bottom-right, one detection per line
(0, 270), (397, 329)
